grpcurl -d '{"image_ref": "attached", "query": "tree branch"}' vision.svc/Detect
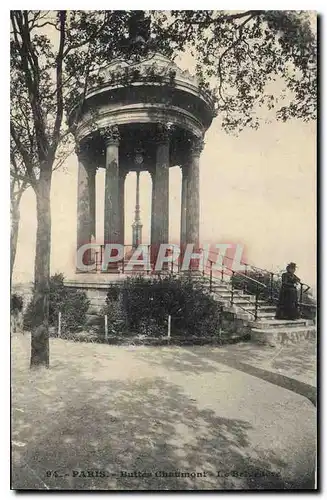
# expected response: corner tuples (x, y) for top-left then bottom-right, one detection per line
(10, 120), (37, 189)
(217, 13), (258, 103)
(63, 11), (109, 57)
(52, 10), (66, 150)
(11, 11), (50, 163)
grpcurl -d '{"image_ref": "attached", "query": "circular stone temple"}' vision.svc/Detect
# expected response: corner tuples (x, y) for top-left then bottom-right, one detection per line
(69, 50), (215, 271)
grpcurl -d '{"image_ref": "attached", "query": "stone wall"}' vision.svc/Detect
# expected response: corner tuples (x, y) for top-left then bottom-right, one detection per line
(64, 281), (109, 314)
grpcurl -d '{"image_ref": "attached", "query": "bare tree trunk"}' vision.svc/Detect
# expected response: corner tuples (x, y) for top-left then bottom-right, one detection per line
(30, 169), (52, 368)
(10, 202), (20, 285)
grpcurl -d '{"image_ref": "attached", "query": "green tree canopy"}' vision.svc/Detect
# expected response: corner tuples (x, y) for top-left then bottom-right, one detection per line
(152, 10), (317, 132)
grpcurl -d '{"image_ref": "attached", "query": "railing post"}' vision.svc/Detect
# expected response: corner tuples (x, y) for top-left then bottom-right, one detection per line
(202, 251), (205, 277)
(147, 245), (151, 275)
(299, 283), (303, 317)
(269, 272), (274, 302)
(221, 267), (224, 282)
(58, 311), (62, 338)
(171, 258), (174, 274)
(122, 248), (125, 274)
(244, 264), (248, 276)
(254, 283), (259, 321)
(209, 261), (213, 292)
(231, 271), (235, 306)
(104, 314), (108, 342)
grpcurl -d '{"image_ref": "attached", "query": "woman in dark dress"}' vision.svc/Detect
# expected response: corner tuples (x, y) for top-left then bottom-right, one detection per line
(275, 262), (301, 320)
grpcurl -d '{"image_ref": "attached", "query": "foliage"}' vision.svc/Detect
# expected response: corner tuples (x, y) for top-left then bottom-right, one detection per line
(103, 275), (222, 338)
(24, 273), (90, 332)
(153, 10), (317, 132)
(11, 294), (24, 315)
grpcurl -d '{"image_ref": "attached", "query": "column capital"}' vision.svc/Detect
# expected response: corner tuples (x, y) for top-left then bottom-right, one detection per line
(189, 134), (205, 157)
(100, 125), (121, 146)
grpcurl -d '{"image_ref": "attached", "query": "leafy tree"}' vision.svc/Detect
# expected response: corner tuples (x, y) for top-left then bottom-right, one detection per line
(10, 10), (133, 367)
(153, 10), (316, 131)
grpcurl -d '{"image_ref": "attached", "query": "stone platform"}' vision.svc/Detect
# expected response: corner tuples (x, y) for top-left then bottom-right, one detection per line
(65, 275), (123, 314)
(65, 272), (152, 314)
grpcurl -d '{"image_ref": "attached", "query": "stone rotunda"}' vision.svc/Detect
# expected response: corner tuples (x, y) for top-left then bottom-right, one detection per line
(69, 47), (215, 273)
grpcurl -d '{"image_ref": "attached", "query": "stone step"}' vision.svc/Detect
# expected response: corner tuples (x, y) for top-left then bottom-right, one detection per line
(249, 318), (308, 329)
(212, 291), (255, 302)
(234, 303), (275, 311)
(209, 286), (230, 293)
(256, 315), (277, 321)
(220, 307), (278, 323)
(250, 325), (316, 346)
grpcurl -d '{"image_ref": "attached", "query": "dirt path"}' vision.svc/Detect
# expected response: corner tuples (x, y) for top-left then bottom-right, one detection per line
(11, 334), (316, 490)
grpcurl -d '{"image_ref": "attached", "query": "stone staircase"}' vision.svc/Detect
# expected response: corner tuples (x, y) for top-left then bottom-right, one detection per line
(64, 272), (316, 346)
(195, 276), (316, 347)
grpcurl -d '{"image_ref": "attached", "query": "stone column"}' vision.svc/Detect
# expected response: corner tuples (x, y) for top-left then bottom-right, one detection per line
(88, 165), (96, 240)
(180, 164), (188, 254)
(119, 170), (126, 248)
(152, 125), (170, 264)
(150, 170), (155, 248)
(101, 125), (121, 271)
(186, 135), (204, 268)
(76, 143), (95, 270)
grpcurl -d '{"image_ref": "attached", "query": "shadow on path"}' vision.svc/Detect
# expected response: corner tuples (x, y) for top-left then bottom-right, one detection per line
(186, 348), (317, 407)
(138, 346), (316, 406)
(12, 374), (305, 491)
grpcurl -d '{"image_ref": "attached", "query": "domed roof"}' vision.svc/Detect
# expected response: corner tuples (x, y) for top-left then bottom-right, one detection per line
(101, 52), (193, 85)
(88, 51), (215, 111)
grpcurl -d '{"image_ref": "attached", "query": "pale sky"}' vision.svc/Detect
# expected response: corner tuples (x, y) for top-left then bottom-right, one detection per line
(12, 17), (317, 292)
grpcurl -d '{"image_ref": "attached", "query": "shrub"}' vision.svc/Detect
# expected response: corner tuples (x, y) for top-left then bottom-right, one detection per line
(23, 273), (90, 333)
(102, 274), (222, 338)
(11, 293), (23, 315)
(11, 293), (24, 333)
(100, 295), (126, 337)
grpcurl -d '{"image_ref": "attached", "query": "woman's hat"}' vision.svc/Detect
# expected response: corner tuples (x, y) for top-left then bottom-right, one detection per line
(287, 262), (297, 269)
